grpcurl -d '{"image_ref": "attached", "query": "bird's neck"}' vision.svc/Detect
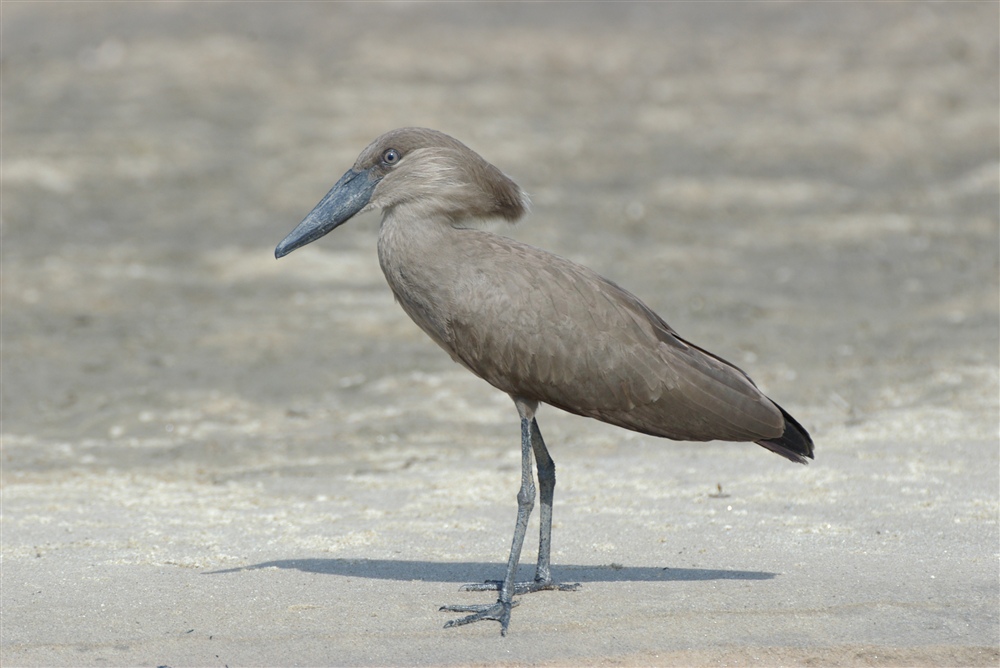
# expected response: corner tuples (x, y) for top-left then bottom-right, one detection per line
(376, 210), (463, 351)
(377, 209), (454, 277)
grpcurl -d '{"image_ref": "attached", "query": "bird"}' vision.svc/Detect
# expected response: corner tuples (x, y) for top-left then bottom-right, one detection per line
(275, 127), (813, 636)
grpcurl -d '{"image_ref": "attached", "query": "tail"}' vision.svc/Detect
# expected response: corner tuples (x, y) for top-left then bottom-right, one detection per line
(756, 404), (814, 464)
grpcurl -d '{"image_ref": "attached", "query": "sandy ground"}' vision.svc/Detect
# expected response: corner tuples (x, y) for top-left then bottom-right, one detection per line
(2, 3), (998, 666)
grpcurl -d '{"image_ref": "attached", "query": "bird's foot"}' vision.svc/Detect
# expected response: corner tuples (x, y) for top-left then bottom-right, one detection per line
(459, 578), (581, 594)
(440, 599), (519, 636)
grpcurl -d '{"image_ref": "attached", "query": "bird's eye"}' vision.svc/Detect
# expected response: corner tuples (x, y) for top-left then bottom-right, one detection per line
(382, 149), (400, 165)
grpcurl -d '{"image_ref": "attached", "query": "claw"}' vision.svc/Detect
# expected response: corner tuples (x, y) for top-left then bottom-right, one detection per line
(441, 599), (519, 635)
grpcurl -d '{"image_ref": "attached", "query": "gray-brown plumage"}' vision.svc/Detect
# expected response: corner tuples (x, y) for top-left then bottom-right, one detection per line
(275, 127), (813, 635)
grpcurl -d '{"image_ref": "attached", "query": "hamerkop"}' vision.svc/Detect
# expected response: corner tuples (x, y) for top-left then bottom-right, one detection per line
(275, 127), (813, 636)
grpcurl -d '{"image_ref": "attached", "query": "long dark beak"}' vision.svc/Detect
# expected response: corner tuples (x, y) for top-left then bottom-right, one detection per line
(275, 168), (381, 259)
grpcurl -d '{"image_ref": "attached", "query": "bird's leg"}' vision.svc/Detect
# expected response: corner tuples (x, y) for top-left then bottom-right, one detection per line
(527, 418), (580, 592)
(532, 417), (555, 582)
(455, 414), (581, 599)
(440, 413), (536, 635)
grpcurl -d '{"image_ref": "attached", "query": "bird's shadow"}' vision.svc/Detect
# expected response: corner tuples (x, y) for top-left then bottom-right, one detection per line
(204, 558), (775, 583)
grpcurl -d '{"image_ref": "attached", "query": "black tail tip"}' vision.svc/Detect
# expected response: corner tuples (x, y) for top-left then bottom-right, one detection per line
(757, 406), (814, 464)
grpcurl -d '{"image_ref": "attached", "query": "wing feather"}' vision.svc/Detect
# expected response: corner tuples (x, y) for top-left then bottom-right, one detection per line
(437, 230), (784, 444)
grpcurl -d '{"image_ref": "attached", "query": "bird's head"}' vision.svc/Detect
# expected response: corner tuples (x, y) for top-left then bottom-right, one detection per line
(275, 127), (528, 258)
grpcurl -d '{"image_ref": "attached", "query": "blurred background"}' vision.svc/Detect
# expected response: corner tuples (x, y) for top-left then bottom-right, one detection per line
(2, 3), (997, 663)
(4, 2), (996, 452)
